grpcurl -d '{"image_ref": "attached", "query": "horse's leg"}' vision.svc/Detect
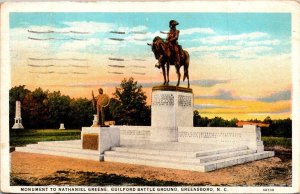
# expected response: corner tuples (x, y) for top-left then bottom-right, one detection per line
(183, 64), (187, 82)
(186, 53), (190, 88)
(162, 63), (166, 85)
(184, 51), (190, 88)
(166, 62), (170, 84)
(176, 65), (181, 87)
(187, 69), (190, 88)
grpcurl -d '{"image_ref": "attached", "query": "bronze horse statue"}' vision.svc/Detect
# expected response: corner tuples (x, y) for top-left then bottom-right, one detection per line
(148, 36), (190, 88)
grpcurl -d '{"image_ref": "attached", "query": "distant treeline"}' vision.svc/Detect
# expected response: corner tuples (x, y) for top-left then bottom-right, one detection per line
(193, 110), (292, 138)
(9, 78), (151, 129)
(10, 79), (291, 138)
(9, 85), (94, 129)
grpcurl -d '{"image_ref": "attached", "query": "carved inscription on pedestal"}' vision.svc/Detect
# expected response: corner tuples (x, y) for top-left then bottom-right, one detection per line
(152, 94), (174, 106)
(178, 95), (192, 107)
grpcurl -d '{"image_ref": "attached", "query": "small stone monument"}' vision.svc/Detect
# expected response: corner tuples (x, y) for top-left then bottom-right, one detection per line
(59, 123), (65, 130)
(12, 101), (24, 129)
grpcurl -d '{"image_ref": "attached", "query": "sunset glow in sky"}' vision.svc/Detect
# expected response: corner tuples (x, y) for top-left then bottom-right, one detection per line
(10, 12), (291, 120)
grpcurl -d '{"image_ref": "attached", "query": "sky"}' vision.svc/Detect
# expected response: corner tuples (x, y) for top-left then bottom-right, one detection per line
(10, 12), (291, 120)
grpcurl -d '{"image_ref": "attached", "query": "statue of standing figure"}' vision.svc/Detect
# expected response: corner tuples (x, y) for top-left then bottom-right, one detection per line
(92, 88), (110, 126)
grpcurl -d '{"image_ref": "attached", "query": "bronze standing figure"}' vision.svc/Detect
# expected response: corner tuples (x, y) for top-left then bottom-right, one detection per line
(92, 88), (110, 126)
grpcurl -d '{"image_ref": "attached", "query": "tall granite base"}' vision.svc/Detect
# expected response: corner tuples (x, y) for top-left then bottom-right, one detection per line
(151, 86), (193, 142)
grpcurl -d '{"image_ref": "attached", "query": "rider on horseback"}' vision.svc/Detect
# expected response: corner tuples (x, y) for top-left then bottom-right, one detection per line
(149, 21), (190, 88)
(155, 20), (184, 69)
(166, 20), (184, 66)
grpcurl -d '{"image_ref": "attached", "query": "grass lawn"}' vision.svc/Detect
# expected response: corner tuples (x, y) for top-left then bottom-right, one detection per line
(10, 129), (81, 147)
(262, 136), (292, 149)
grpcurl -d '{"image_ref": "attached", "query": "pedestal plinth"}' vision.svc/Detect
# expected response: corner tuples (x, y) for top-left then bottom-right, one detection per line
(151, 86), (193, 142)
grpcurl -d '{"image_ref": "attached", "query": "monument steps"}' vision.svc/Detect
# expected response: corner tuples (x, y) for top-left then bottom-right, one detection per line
(110, 145), (249, 158)
(37, 140), (82, 149)
(15, 141), (102, 161)
(106, 148), (257, 164)
(104, 154), (205, 171)
(26, 144), (97, 154)
(104, 146), (274, 172)
(202, 151), (274, 171)
(197, 149), (257, 163)
(104, 151), (201, 164)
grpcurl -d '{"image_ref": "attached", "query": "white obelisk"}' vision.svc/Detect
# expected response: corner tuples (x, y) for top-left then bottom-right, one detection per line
(12, 101), (24, 129)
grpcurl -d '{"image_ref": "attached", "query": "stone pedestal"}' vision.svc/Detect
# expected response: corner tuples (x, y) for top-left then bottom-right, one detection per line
(81, 127), (120, 155)
(150, 86), (193, 142)
(91, 114), (98, 127)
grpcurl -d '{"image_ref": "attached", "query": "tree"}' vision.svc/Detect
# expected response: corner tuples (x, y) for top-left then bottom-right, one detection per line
(22, 87), (49, 129)
(208, 117), (225, 127)
(110, 77), (151, 125)
(68, 98), (94, 128)
(47, 91), (71, 128)
(193, 110), (210, 127)
(228, 118), (238, 127)
(263, 116), (273, 125)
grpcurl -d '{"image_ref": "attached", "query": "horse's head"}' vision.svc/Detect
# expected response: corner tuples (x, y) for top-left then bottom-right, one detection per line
(151, 36), (164, 60)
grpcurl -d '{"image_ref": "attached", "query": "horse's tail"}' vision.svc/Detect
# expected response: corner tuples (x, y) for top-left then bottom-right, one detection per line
(183, 50), (190, 81)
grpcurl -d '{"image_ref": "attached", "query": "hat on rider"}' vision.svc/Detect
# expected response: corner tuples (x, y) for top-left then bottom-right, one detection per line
(169, 20), (179, 28)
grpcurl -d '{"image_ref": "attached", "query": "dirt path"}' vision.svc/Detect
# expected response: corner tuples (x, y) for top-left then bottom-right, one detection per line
(11, 150), (291, 186)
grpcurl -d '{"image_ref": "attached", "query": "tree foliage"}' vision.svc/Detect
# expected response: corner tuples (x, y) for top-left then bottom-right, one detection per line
(193, 110), (291, 137)
(110, 77), (151, 125)
(9, 86), (93, 129)
(9, 83), (292, 137)
(9, 78), (151, 129)
(193, 110), (237, 127)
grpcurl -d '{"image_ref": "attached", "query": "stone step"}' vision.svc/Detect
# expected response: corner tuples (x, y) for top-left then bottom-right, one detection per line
(104, 151), (274, 172)
(105, 148), (256, 164)
(195, 146), (249, 157)
(104, 150), (200, 164)
(104, 154), (205, 171)
(197, 149), (257, 163)
(15, 145), (101, 161)
(111, 145), (249, 158)
(37, 140), (82, 148)
(26, 144), (98, 155)
(202, 151), (275, 172)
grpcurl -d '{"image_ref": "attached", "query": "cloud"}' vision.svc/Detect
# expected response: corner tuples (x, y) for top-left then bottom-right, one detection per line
(195, 89), (292, 102)
(257, 90), (291, 102)
(198, 32), (268, 45)
(247, 108), (291, 116)
(63, 21), (113, 33)
(236, 39), (280, 46)
(187, 44), (274, 59)
(194, 103), (246, 110)
(59, 38), (102, 51)
(195, 89), (237, 100)
(130, 25), (148, 32)
(66, 82), (119, 87)
(64, 79), (230, 89)
(188, 45), (240, 53)
(181, 28), (216, 35)
(189, 79), (230, 87)
(138, 79), (230, 88)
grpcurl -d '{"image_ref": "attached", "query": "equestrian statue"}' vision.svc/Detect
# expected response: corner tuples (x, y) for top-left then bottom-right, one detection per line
(148, 20), (190, 88)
